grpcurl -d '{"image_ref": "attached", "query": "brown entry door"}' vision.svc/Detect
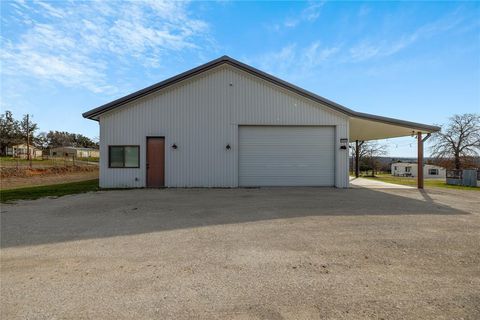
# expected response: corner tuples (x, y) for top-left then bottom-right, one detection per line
(147, 137), (165, 187)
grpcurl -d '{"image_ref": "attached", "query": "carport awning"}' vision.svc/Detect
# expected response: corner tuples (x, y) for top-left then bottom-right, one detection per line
(349, 113), (440, 141)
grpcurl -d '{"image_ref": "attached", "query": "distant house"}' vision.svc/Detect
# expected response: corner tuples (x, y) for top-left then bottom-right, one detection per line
(5, 144), (43, 159)
(391, 162), (446, 178)
(50, 147), (99, 158)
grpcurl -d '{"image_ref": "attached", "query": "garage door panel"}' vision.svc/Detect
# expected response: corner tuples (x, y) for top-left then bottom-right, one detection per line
(239, 126), (335, 186)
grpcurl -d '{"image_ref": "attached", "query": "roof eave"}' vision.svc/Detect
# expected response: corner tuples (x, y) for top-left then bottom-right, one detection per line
(351, 112), (441, 133)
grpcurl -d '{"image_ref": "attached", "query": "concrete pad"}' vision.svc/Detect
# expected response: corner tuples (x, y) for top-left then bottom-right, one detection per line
(350, 177), (414, 189)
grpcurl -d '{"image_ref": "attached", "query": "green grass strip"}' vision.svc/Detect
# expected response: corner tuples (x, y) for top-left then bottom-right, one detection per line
(1, 179), (99, 203)
(363, 174), (479, 191)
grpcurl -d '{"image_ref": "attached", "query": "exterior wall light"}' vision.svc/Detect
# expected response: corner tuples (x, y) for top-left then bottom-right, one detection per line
(340, 138), (348, 150)
(172, 144), (178, 150)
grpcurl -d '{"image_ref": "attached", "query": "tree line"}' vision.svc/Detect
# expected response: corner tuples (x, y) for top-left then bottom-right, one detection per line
(0, 110), (98, 156)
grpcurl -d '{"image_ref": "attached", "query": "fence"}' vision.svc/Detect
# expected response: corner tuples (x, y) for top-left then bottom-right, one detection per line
(446, 169), (462, 179)
(446, 169), (478, 187)
(0, 155), (99, 170)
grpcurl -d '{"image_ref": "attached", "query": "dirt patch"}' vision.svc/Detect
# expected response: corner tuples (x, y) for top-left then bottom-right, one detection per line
(1, 165), (97, 178)
(1, 166), (98, 189)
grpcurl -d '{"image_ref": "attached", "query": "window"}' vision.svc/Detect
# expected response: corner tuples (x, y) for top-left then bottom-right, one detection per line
(405, 166), (411, 173)
(428, 168), (439, 175)
(394, 166), (397, 170)
(109, 146), (139, 168)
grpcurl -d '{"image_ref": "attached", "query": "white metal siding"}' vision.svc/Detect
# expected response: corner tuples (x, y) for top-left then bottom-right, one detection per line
(239, 126), (335, 186)
(99, 65), (350, 188)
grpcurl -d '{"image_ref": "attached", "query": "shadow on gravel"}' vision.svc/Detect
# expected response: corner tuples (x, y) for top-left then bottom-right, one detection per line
(1, 187), (471, 248)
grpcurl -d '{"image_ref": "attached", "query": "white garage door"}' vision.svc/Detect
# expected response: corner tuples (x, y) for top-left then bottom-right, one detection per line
(239, 126), (335, 186)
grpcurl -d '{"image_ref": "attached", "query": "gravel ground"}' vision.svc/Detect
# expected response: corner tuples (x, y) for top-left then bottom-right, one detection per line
(1, 186), (479, 319)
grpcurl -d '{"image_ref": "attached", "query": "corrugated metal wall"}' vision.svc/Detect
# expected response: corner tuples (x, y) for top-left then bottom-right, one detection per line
(99, 65), (350, 188)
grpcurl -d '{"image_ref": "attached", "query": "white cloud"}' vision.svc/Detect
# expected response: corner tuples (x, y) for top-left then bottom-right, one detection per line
(0, 0), (211, 93)
(34, 0), (66, 18)
(253, 42), (340, 80)
(254, 44), (296, 74)
(284, 19), (298, 28)
(349, 11), (464, 62)
(302, 2), (325, 22)
(252, 5), (472, 84)
(275, 1), (326, 30)
(304, 42), (339, 66)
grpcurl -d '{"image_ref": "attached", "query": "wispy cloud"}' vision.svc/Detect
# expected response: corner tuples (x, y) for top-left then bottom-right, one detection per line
(272, 1), (325, 30)
(35, 0), (66, 18)
(349, 10), (464, 62)
(1, 0), (211, 93)
(302, 2), (325, 22)
(304, 42), (340, 66)
(252, 41), (340, 80)
(253, 7), (471, 81)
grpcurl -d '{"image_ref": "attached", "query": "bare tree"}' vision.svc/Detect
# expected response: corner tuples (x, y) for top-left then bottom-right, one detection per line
(363, 142), (388, 175)
(350, 141), (388, 176)
(430, 113), (480, 169)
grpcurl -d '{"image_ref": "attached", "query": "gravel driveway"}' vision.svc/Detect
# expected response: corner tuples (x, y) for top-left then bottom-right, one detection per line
(1, 187), (479, 319)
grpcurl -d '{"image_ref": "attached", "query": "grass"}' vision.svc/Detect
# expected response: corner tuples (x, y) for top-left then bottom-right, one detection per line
(83, 157), (99, 162)
(363, 174), (479, 191)
(1, 179), (100, 203)
(1, 156), (49, 163)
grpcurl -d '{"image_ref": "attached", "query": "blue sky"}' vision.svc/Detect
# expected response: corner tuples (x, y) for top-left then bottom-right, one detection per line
(1, 0), (479, 157)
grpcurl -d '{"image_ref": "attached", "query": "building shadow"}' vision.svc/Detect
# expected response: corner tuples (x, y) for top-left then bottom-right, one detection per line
(0, 187), (471, 248)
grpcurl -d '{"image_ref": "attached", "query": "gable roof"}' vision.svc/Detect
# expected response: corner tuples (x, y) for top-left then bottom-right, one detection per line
(82, 55), (439, 133)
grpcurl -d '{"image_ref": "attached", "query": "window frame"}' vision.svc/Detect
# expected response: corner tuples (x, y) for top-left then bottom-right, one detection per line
(428, 168), (439, 175)
(108, 145), (140, 168)
(405, 166), (411, 173)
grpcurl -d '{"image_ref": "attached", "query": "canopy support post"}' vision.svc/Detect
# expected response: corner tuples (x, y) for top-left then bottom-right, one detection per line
(355, 140), (364, 178)
(355, 140), (359, 178)
(417, 132), (424, 189)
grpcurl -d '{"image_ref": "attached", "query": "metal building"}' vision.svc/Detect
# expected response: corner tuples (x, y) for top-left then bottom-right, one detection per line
(83, 56), (439, 188)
